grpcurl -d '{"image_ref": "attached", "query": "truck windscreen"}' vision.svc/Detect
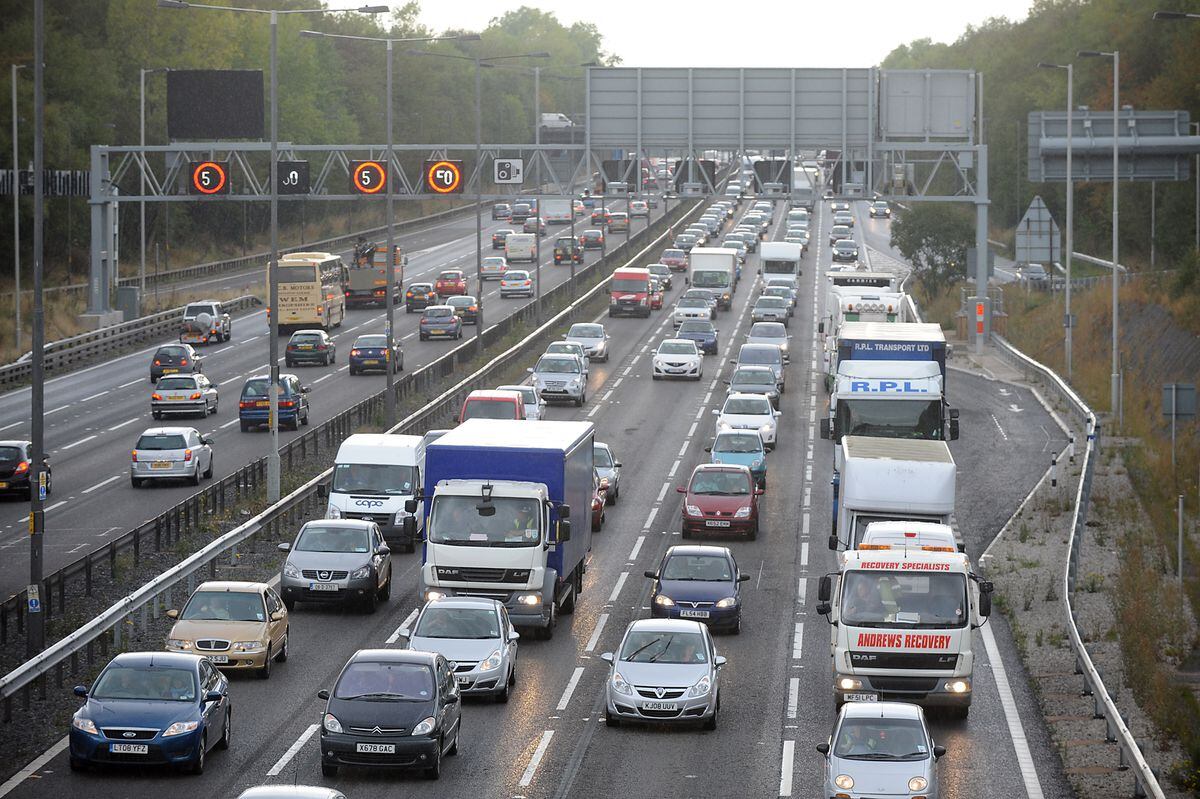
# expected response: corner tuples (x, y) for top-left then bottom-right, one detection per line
(691, 270), (730, 288)
(332, 463), (415, 495)
(428, 495), (542, 547)
(836, 399), (942, 440)
(762, 260), (797, 275)
(840, 571), (967, 629)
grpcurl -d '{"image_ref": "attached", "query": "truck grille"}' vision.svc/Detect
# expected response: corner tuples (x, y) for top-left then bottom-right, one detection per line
(849, 652), (959, 670)
(436, 566), (529, 583)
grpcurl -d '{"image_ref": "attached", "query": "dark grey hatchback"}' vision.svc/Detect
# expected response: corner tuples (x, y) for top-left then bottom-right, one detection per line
(319, 649), (462, 780)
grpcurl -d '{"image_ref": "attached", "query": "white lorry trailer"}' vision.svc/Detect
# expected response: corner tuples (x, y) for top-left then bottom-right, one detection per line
(688, 247), (738, 310)
(759, 241), (803, 291)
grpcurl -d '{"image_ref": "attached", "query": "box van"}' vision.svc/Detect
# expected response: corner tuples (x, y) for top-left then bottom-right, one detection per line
(505, 233), (537, 263)
(458, 389), (526, 423)
(327, 433), (425, 552)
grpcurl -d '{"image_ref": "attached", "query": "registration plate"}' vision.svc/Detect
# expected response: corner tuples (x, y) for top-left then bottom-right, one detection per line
(0, 482), (7, 489)
(256, 401), (270, 407)
(679, 609), (710, 619)
(308, 582), (339, 592)
(844, 692), (879, 703)
(298, 345), (314, 350)
(151, 461), (173, 470)
(162, 368), (179, 374)
(705, 519), (731, 528)
(110, 743), (148, 754)
(457, 676), (471, 686)
(169, 396), (187, 401)
(641, 701), (678, 712)
(208, 654), (229, 664)
(355, 742), (395, 754)
(362, 359), (380, 366)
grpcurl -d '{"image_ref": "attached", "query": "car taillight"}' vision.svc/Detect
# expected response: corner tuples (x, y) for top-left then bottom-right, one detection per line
(14, 460), (29, 475)
(279, 400), (295, 409)
(239, 401), (254, 409)
(345, 290), (351, 296)
(153, 359), (161, 366)
(316, 306), (324, 316)
(469, 305), (477, 312)
(183, 449), (193, 462)
(317, 344), (327, 350)
(131, 450), (138, 462)
(180, 359), (188, 366)
(151, 393), (162, 400)
(189, 392), (202, 400)
(406, 292), (413, 298)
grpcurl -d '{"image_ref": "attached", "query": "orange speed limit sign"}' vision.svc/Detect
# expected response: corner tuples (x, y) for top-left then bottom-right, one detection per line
(424, 159), (464, 194)
(350, 160), (387, 194)
(189, 161), (229, 195)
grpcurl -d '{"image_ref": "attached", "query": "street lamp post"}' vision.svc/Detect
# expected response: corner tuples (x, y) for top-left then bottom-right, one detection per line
(299, 30), (470, 428)
(1037, 61), (1074, 379)
(158, 1), (386, 503)
(27, 0), (45, 656)
(1079, 49), (1120, 419)
(140, 67), (169, 300)
(11, 63), (26, 352)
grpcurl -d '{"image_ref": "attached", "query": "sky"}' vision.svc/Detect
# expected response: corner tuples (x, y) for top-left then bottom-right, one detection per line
(405, 0), (1039, 68)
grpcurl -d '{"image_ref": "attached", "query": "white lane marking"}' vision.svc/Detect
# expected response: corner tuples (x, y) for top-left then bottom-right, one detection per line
(106, 417), (139, 432)
(642, 507), (658, 531)
(265, 723), (320, 777)
(800, 542), (809, 568)
(587, 404), (601, 418)
(612, 377), (623, 389)
(686, 421), (697, 438)
(797, 579), (807, 608)
(601, 390), (614, 401)
(628, 535), (645, 561)
(0, 422), (21, 433)
(801, 513), (810, 537)
(212, 345), (235, 355)
(80, 390), (111, 402)
(555, 667), (585, 711)
(44, 500), (68, 512)
(791, 622), (804, 659)
(0, 736), (69, 798)
(218, 418), (240, 429)
(117, 378), (141, 388)
(778, 740), (795, 796)
(607, 571), (628, 603)
(60, 435), (96, 450)
(676, 440), (689, 457)
(313, 374), (334, 384)
(45, 405), (69, 415)
(518, 730), (555, 788)
(585, 613), (609, 652)
(786, 678), (800, 719)
(82, 475), (121, 494)
(387, 609), (419, 644)
(981, 622), (1047, 799)
(655, 483), (669, 504)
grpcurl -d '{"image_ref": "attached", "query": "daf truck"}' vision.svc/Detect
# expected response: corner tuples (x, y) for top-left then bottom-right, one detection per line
(414, 420), (594, 639)
(688, 247), (738, 310)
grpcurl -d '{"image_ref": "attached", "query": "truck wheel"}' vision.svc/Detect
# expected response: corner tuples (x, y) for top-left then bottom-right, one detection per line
(561, 581), (577, 614)
(947, 705), (970, 721)
(541, 604), (557, 640)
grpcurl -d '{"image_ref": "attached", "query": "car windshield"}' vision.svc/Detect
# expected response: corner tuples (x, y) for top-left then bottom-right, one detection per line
(569, 324), (603, 338)
(537, 356), (580, 374)
(714, 432), (763, 454)
(593, 446), (614, 468)
(690, 470), (750, 495)
(619, 630), (708, 664)
(294, 525), (372, 554)
(756, 298), (786, 309)
(156, 377), (197, 390)
(678, 298), (708, 308)
(678, 322), (713, 334)
(611, 278), (648, 293)
(332, 463), (415, 495)
(832, 226), (850, 236)
(658, 341), (696, 355)
(427, 495), (541, 548)
(414, 606), (500, 639)
(334, 661), (433, 701)
(425, 308), (453, 319)
(183, 304), (216, 316)
(91, 666), (197, 702)
(739, 348), (780, 366)
(156, 346), (187, 359)
(463, 399), (520, 420)
(733, 369), (775, 386)
(662, 555), (733, 582)
(751, 323), (786, 338)
(835, 241), (857, 251)
(840, 571), (968, 629)
(181, 590), (266, 622)
(724, 397), (771, 415)
(135, 434), (187, 450)
(833, 716), (931, 761)
(505, 272), (530, 281)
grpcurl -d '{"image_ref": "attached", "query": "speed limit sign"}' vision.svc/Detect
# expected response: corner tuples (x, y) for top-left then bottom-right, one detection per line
(424, 160), (464, 194)
(350, 160), (387, 195)
(277, 161), (310, 195)
(188, 162), (229, 195)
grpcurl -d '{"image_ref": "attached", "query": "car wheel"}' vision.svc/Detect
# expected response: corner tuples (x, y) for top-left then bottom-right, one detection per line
(541, 602), (557, 640)
(378, 574), (391, 602)
(703, 702), (718, 731)
(131, 477), (142, 489)
(730, 617), (741, 636)
(152, 410), (162, 420)
(448, 722), (461, 755)
(217, 709), (231, 750)
(203, 456), (214, 480)
(284, 359), (293, 368)
(283, 596), (295, 612)
(605, 708), (620, 728)
(240, 421), (250, 432)
(349, 367), (357, 376)
(362, 584), (377, 614)
(748, 521), (758, 541)
(277, 629), (289, 662)
(947, 705), (970, 721)
(211, 400), (218, 415)
(425, 738), (442, 780)
(190, 467), (201, 486)
(68, 756), (86, 772)
(681, 526), (692, 539)
(191, 734), (206, 774)
(300, 411), (309, 427)
(321, 763), (339, 778)
(420, 334), (427, 341)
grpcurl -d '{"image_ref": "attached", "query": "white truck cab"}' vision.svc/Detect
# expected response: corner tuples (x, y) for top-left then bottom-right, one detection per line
(325, 433), (425, 552)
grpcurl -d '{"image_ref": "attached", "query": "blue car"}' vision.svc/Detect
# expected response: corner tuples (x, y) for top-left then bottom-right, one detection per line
(69, 652), (231, 773)
(349, 333), (403, 375)
(707, 429), (767, 489)
(645, 545), (749, 634)
(675, 320), (719, 355)
(239, 373), (310, 432)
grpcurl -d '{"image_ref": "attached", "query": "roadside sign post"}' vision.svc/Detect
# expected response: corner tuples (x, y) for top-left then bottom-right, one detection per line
(1163, 382), (1196, 472)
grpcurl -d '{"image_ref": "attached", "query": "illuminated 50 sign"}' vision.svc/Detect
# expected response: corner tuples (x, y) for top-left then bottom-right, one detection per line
(424, 160), (464, 194)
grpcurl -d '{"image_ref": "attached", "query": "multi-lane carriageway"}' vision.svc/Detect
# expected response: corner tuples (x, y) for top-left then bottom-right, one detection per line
(1, 198), (1075, 798)
(0, 200), (668, 599)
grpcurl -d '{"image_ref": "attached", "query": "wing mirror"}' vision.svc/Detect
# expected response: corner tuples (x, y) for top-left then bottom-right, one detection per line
(738, 573), (751, 582)
(271, 611), (286, 622)
(816, 742), (830, 755)
(318, 689), (330, 700)
(375, 545), (391, 557)
(316, 482), (329, 499)
(166, 609), (180, 619)
(277, 542), (291, 551)
(73, 685), (88, 698)
(301, 385), (311, 394)
(933, 745), (947, 759)
(676, 486), (687, 494)
(599, 652), (614, 664)
(404, 498), (418, 514)
(205, 690), (223, 703)
(818, 574), (832, 602)
(644, 570), (658, 579)
(714, 656), (727, 668)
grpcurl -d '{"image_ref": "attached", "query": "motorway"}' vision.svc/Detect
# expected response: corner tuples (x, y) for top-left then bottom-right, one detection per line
(0, 198), (670, 600)
(2, 196), (1074, 798)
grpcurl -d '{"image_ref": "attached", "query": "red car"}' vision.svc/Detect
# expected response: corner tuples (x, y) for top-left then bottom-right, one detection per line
(677, 464), (762, 540)
(660, 248), (688, 272)
(435, 270), (467, 296)
(648, 278), (664, 310)
(591, 468), (608, 532)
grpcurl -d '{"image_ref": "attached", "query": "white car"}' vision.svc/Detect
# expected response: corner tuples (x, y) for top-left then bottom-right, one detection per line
(712, 393), (780, 450)
(673, 297), (713, 328)
(652, 339), (704, 381)
(496, 384), (546, 421)
(565, 322), (611, 362)
(500, 270), (534, 298)
(746, 321), (790, 362)
(480, 255), (508, 280)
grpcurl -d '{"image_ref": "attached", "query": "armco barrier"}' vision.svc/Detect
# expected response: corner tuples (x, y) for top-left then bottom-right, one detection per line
(0, 295), (262, 391)
(991, 335), (1163, 799)
(0, 199), (704, 718)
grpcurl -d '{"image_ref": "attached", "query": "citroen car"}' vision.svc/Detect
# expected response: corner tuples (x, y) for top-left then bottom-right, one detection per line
(817, 701), (944, 799)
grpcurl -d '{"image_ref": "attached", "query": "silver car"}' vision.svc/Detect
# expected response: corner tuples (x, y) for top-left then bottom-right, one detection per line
(746, 321), (791, 362)
(594, 441), (622, 504)
(565, 323), (611, 362)
(751, 296), (790, 326)
(130, 426), (214, 487)
(278, 520), (393, 613)
(544, 341), (590, 377)
(818, 701), (943, 798)
(529, 353), (587, 406)
(151, 373), (219, 419)
(401, 596), (520, 702)
(496, 384), (546, 421)
(734, 343), (786, 392)
(601, 618), (725, 729)
(673, 297), (713, 327)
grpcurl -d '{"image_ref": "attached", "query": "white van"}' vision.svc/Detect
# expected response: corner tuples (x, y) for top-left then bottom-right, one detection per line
(505, 232), (537, 263)
(326, 433), (425, 552)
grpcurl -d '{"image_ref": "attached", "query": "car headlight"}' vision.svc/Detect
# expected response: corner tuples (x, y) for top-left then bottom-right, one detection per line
(569, 377), (582, 387)
(715, 597), (737, 609)
(480, 649), (503, 671)
(72, 716), (98, 734)
(761, 423), (775, 434)
(325, 505), (341, 520)
(323, 713), (343, 734)
(687, 674), (711, 697)
(350, 564), (372, 580)
(751, 459), (763, 469)
(163, 720), (200, 737)
(734, 506), (751, 518)
(166, 638), (193, 651)
(908, 776), (929, 792)
(834, 774), (855, 790)
(611, 671), (634, 696)
(411, 716), (436, 736)
(232, 640), (266, 652)
(685, 504), (702, 517)
(282, 560), (301, 579)
(654, 594), (675, 607)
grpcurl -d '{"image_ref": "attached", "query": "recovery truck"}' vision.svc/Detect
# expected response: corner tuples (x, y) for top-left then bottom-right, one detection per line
(346, 244), (405, 308)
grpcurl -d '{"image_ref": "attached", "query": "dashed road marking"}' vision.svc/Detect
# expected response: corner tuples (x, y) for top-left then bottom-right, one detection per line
(628, 535), (645, 561)
(607, 572), (628, 603)
(585, 613), (608, 652)
(266, 723), (319, 777)
(518, 730), (555, 788)
(82, 475), (121, 494)
(555, 667), (585, 711)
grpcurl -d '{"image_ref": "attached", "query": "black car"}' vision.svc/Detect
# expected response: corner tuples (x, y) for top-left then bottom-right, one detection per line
(319, 649), (461, 779)
(149, 344), (203, 383)
(492, 202), (511, 220)
(349, 334), (404, 375)
(491, 228), (515, 250)
(648, 263), (673, 290)
(285, 329), (336, 367)
(0, 440), (50, 500)
(405, 282), (439, 313)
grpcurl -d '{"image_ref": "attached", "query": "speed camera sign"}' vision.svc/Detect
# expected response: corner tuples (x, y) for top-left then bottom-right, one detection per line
(494, 158), (524, 184)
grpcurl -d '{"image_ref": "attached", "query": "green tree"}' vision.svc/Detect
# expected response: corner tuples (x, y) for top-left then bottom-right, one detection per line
(889, 204), (975, 296)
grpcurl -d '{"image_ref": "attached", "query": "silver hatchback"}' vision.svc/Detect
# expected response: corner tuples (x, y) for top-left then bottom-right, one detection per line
(818, 701), (944, 798)
(529, 353), (587, 406)
(130, 427), (214, 487)
(400, 596), (520, 702)
(601, 618), (725, 729)
(151, 373), (218, 419)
